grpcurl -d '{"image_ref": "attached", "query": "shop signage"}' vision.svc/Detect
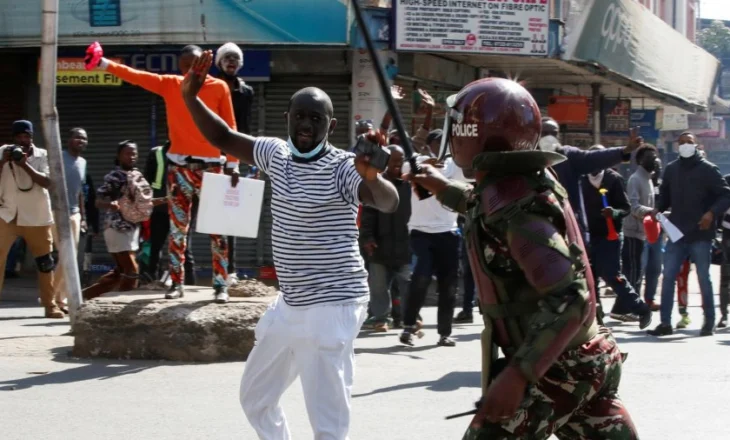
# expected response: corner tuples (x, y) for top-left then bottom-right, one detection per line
(37, 58), (124, 86)
(547, 96), (589, 125)
(602, 99), (631, 135)
(350, 49), (398, 144)
(630, 109), (659, 140)
(563, 0), (720, 111)
(394, 0), (550, 56)
(0, 0), (350, 46)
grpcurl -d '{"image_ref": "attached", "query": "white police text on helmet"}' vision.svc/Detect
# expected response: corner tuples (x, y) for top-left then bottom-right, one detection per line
(601, 3), (631, 53)
(452, 123), (478, 137)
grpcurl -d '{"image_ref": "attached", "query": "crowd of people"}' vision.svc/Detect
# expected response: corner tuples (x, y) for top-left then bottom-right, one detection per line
(2, 40), (729, 438)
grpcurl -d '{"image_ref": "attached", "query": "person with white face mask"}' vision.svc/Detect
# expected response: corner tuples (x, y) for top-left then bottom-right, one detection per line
(648, 132), (730, 337)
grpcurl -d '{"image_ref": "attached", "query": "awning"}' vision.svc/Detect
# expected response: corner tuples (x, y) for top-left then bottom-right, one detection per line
(562, 0), (720, 113)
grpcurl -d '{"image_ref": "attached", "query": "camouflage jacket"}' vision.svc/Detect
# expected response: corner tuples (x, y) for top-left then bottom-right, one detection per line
(437, 173), (598, 383)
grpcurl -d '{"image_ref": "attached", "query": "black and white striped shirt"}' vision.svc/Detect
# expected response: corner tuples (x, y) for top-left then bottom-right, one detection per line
(254, 137), (368, 306)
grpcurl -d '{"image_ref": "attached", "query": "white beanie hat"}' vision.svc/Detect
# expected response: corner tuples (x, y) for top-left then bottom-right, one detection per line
(215, 42), (243, 72)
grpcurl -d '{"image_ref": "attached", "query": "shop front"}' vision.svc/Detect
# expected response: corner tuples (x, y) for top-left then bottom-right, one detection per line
(389, 0), (720, 153)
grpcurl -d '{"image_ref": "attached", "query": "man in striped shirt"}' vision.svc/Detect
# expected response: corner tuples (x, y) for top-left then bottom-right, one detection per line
(182, 51), (399, 440)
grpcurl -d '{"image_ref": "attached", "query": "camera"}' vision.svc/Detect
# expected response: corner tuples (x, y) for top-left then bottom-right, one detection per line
(10, 146), (24, 162)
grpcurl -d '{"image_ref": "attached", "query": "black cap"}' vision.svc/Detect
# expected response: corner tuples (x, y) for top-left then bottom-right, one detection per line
(426, 129), (443, 145)
(12, 120), (33, 136)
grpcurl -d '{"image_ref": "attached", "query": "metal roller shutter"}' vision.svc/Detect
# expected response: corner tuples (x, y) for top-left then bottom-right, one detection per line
(57, 85), (158, 266)
(260, 75), (352, 265)
(204, 80), (264, 271)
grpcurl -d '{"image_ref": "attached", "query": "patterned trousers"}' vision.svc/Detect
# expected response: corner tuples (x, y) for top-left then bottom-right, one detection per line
(463, 329), (638, 440)
(168, 164), (228, 288)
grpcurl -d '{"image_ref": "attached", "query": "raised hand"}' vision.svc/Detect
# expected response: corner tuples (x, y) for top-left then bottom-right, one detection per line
(182, 50), (213, 99)
(390, 85), (405, 100)
(417, 88), (435, 107)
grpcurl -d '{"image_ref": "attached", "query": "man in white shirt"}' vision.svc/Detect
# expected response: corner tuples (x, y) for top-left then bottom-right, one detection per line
(0, 120), (62, 318)
(400, 137), (466, 347)
(181, 51), (399, 440)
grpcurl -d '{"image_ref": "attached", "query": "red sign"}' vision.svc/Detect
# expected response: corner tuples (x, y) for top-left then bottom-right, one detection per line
(548, 96), (590, 125)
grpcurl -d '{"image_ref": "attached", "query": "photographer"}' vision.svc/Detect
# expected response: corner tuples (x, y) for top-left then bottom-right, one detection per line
(0, 120), (62, 318)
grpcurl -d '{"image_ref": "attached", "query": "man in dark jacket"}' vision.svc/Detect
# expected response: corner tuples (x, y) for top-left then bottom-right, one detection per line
(540, 118), (642, 240)
(580, 150), (651, 329)
(649, 132), (730, 337)
(360, 145), (411, 331)
(216, 42), (254, 284)
(141, 141), (196, 285)
(718, 174), (730, 329)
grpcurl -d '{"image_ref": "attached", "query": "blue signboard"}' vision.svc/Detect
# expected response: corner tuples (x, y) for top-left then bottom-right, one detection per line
(351, 6), (391, 51)
(89, 0), (121, 27)
(58, 47), (271, 81)
(0, 0), (350, 46)
(630, 110), (660, 141)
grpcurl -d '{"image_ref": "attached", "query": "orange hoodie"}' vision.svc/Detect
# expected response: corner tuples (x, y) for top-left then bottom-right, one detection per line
(105, 61), (237, 163)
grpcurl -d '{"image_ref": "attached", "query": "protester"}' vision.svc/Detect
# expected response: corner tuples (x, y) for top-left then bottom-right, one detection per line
(89, 42), (237, 302)
(580, 147), (651, 328)
(623, 144), (660, 311)
(399, 137), (466, 347)
(215, 42), (255, 285)
(181, 51), (399, 439)
(539, 117), (642, 239)
(407, 78), (638, 439)
(50, 128), (88, 313)
(83, 141), (166, 300)
(360, 145), (411, 331)
(0, 121), (61, 318)
(642, 156), (664, 308)
(141, 140), (197, 285)
(648, 132), (730, 337)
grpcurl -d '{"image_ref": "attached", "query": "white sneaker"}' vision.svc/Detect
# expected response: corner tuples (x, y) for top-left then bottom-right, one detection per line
(226, 273), (239, 286)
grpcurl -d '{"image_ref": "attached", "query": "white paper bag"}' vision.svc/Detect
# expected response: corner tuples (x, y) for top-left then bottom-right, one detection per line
(656, 213), (684, 243)
(195, 172), (265, 238)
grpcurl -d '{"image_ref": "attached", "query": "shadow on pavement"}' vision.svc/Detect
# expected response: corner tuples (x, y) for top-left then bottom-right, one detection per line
(353, 370), (480, 398)
(0, 346), (185, 392)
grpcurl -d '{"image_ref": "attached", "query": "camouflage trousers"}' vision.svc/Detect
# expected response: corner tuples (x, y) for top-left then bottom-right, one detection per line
(463, 328), (638, 440)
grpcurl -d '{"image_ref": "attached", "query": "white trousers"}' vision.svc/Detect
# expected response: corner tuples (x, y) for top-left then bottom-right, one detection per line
(240, 294), (367, 440)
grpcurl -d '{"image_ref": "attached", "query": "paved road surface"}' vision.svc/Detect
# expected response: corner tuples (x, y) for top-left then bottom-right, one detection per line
(1, 275), (729, 439)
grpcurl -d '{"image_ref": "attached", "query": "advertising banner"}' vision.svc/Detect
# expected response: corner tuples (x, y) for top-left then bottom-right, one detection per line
(563, 0), (720, 110)
(0, 0), (350, 46)
(394, 0), (550, 56)
(602, 98), (631, 135)
(630, 109), (659, 141)
(351, 49), (398, 144)
(37, 57), (124, 86)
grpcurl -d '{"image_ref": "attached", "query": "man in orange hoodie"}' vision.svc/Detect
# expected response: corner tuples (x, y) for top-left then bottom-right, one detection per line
(90, 44), (237, 303)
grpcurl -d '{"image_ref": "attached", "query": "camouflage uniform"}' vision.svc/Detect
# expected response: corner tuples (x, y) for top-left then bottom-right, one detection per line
(437, 172), (639, 440)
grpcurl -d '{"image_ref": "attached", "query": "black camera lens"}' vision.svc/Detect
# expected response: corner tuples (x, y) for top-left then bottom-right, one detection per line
(10, 147), (24, 162)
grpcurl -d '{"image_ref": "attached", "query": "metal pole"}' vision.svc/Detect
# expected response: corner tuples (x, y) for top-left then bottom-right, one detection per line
(40, 0), (83, 325)
(591, 83), (601, 145)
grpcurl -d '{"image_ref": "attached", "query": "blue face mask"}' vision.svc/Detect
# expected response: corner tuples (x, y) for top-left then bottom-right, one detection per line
(287, 136), (327, 159)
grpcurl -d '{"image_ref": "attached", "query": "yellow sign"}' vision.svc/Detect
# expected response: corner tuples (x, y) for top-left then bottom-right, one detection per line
(37, 58), (124, 86)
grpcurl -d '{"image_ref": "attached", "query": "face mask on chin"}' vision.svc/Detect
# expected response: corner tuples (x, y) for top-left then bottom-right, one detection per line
(678, 143), (697, 158)
(539, 135), (560, 152)
(287, 136), (327, 159)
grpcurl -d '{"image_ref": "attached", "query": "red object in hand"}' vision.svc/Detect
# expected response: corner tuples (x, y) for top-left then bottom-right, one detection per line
(605, 217), (619, 241)
(643, 215), (661, 244)
(84, 41), (103, 71)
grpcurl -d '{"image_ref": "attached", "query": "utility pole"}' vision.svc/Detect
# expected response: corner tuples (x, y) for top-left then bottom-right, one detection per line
(40, 0), (83, 326)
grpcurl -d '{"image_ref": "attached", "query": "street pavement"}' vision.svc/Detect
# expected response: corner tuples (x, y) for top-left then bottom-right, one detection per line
(1, 271), (730, 440)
